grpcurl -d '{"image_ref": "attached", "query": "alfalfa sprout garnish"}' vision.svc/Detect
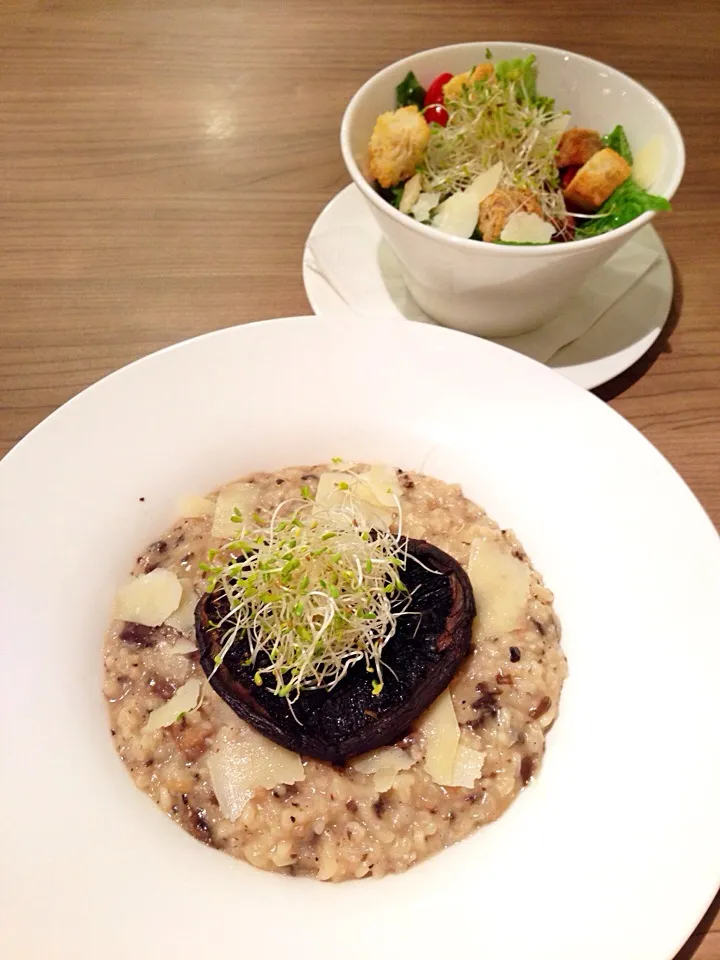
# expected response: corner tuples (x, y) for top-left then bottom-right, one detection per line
(200, 479), (415, 706)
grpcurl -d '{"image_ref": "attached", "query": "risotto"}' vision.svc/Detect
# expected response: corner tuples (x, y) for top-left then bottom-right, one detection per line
(103, 463), (566, 880)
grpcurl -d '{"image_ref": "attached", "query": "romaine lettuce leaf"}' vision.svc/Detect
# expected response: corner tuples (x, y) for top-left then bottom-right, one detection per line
(603, 125), (634, 165)
(494, 54), (553, 108)
(575, 177), (670, 238)
(375, 182), (405, 209)
(395, 71), (426, 109)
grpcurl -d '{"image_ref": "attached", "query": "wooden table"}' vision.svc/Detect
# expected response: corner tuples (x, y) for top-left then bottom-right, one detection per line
(0, 0), (717, 954)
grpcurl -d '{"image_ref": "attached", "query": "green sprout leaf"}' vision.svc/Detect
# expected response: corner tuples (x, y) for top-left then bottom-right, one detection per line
(203, 477), (417, 707)
(420, 55), (563, 224)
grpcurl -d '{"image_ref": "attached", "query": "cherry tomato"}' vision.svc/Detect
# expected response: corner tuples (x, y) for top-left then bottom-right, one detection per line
(424, 71), (453, 106)
(424, 103), (449, 127)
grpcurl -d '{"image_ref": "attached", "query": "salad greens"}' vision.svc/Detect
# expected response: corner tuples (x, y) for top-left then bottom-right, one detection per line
(575, 176), (670, 238)
(603, 124), (634, 165)
(395, 71), (425, 109)
(372, 52), (672, 244)
(376, 182), (404, 209)
(493, 55), (541, 105)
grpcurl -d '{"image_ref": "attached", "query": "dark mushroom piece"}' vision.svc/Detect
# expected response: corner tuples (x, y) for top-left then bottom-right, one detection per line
(195, 537), (476, 765)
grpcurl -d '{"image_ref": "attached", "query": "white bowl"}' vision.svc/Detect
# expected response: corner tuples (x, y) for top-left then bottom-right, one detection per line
(340, 42), (685, 337)
(1, 316), (719, 960)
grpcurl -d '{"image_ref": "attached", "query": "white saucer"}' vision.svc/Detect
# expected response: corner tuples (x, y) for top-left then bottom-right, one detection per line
(303, 184), (674, 391)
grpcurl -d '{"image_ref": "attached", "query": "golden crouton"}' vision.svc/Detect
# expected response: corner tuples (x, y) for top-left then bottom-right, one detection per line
(442, 63), (494, 101)
(368, 106), (430, 189)
(563, 148), (631, 211)
(556, 127), (603, 168)
(478, 187), (542, 242)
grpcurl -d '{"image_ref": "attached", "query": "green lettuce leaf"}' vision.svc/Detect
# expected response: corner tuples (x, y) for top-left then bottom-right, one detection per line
(575, 177), (670, 239)
(494, 54), (553, 108)
(375, 182), (405, 209)
(603, 124), (634, 165)
(395, 71), (426, 109)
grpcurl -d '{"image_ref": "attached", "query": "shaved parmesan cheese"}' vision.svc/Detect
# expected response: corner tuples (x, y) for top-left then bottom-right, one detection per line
(417, 689), (460, 785)
(468, 536), (531, 638)
(449, 744), (486, 788)
(164, 578), (199, 635)
(167, 637), (198, 656)
(144, 678), (202, 732)
(411, 191), (441, 222)
(399, 173), (423, 214)
(207, 725), (305, 822)
(114, 568), (182, 627)
(211, 482), (257, 539)
(500, 211), (554, 244)
(632, 135), (665, 191)
(432, 165), (503, 238)
(357, 464), (402, 508)
(432, 189), (480, 239)
(314, 466), (398, 529)
(544, 113), (571, 137)
(164, 595), (199, 636)
(177, 494), (214, 518)
(414, 692), (485, 787)
(313, 471), (356, 510)
(351, 744), (415, 793)
(465, 162), (503, 204)
(350, 745), (412, 775)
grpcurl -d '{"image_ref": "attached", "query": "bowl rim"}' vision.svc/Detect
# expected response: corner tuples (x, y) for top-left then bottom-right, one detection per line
(340, 40), (686, 258)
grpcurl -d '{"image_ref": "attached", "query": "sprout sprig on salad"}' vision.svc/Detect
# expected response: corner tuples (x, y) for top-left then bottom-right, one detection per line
(421, 60), (568, 226)
(367, 50), (670, 245)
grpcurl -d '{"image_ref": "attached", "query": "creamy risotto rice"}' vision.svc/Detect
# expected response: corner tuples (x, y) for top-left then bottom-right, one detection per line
(104, 464), (566, 880)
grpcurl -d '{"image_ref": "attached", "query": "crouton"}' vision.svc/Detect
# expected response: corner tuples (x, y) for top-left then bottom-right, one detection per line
(562, 147), (631, 211)
(478, 187), (543, 242)
(368, 106), (430, 189)
(556, 127), (603, 168)
(443, 63), (494, 101)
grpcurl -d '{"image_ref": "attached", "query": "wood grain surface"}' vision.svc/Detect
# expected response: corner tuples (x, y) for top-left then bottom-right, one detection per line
(0, 1), (718, 955)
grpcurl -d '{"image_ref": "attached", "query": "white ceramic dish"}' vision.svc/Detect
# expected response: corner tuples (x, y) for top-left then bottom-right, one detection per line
(303, 183), (673, 391)
(341, 41), (684, 336)
(1, 316), (718, 960)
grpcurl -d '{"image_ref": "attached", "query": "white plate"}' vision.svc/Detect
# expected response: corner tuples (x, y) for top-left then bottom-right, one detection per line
(1, 316), (718, 960)
(303, 185), (673, 390)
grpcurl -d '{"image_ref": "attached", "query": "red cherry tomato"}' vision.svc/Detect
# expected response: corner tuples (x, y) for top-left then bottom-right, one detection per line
(424, 103), (449, 127)
(424, 72), (453, 106)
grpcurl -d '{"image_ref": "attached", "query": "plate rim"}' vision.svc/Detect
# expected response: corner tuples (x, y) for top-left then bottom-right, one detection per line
(1, 315), (718, 960)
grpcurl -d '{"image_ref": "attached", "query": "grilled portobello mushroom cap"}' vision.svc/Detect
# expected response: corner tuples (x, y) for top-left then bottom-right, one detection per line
(195, 536), (475, 765)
